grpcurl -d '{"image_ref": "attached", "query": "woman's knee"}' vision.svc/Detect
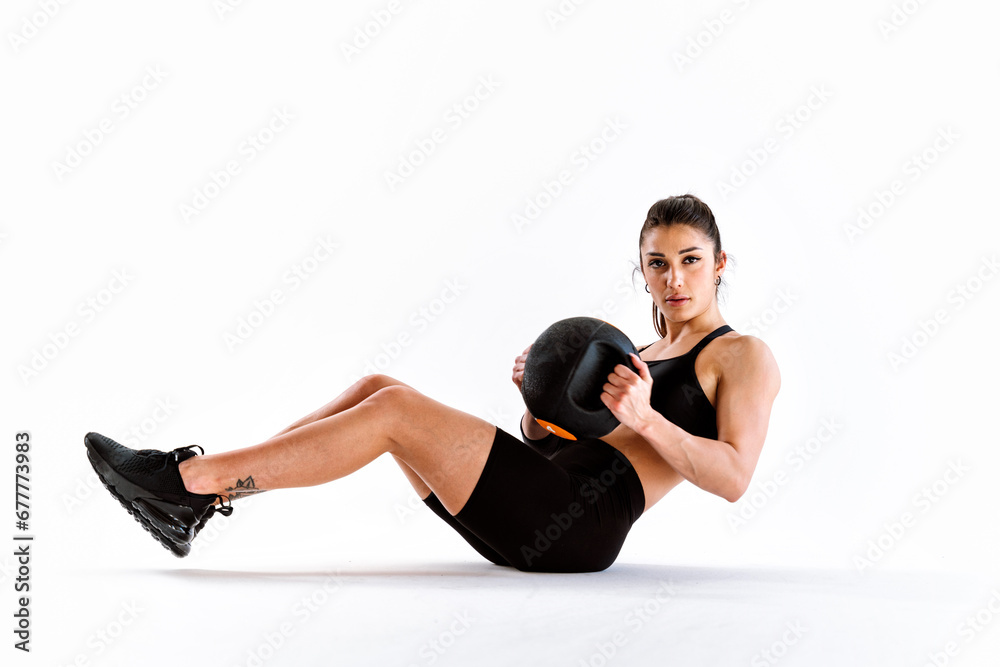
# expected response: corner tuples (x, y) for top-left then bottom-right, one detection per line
(363, 384), (420, 417)
(363, 385), (426, 451)
(359, 373), (411, 394)
(353, 374), (409, 403)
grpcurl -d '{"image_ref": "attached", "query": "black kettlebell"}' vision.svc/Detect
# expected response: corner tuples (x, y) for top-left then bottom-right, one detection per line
(520, 316), (639, 440)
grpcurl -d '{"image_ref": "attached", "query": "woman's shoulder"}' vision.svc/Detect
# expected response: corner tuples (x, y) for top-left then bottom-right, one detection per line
(637, 327), (777, 367)
(712, 329), (772, 360)
(710, 331), (780, 387)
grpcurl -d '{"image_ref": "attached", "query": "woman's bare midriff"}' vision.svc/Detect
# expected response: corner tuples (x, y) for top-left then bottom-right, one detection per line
(599, 330), (741, 512)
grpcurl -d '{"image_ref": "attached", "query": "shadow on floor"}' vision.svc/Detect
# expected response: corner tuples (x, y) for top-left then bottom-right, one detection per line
(142, 561), (981, 602)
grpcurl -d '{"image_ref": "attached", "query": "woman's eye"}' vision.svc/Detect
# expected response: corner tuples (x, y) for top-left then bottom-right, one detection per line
(649, 257), (699, 267)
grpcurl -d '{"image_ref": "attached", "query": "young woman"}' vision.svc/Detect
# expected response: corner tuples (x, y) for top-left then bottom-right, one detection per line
(85, 194), (780, 572)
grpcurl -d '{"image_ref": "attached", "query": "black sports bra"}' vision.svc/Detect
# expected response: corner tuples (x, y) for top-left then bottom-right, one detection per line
(520, 324), (735, 456)
(638, 324), (734, 441)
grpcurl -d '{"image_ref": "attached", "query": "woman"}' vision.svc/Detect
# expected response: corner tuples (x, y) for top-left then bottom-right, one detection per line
(85, 194), (780, 572)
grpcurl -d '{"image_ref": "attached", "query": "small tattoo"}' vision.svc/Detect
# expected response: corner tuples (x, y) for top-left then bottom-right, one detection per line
(236, 476), (256, 489)
(224, 474), (266, 501)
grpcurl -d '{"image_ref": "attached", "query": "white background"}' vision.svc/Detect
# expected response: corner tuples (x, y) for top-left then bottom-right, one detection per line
(2, 1), (998, 665)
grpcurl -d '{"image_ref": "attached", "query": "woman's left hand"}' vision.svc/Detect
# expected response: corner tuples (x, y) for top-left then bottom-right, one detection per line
(601, 353), (657, 432)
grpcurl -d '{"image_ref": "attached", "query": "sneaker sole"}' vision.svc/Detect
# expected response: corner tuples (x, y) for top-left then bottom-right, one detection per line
(84, 442), (191, 558)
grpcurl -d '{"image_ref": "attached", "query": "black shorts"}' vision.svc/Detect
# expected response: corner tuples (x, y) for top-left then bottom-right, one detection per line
(422, 426), (645, 573)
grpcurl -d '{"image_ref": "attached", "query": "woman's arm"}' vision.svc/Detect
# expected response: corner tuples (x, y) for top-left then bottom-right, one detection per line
(513, 342), (553, 443)
(604, 336), (780, 502)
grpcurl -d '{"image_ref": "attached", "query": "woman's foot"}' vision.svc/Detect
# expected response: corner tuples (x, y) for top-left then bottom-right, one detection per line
(83, 432), (233, 557)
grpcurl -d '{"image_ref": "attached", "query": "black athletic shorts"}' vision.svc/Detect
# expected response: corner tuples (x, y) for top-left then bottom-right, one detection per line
(422, 425), (645, 573)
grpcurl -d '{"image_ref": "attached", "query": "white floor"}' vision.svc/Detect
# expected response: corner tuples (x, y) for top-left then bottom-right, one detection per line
(23, 455), (998, 667)
(42, 556), (996, 667)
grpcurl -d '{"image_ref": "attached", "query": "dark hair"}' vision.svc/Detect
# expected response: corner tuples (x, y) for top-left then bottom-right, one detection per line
(631, 194), (732, 339)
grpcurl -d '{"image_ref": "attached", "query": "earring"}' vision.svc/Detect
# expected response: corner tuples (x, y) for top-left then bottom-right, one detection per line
(715, 276), (721, 286)
(644, 284), (650, 293)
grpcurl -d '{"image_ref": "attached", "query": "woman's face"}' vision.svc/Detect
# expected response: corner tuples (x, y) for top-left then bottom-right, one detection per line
(640, 225), (722, 321)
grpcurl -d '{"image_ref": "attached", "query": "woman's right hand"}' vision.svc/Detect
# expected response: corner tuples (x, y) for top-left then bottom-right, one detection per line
(512, 344), (532, 391)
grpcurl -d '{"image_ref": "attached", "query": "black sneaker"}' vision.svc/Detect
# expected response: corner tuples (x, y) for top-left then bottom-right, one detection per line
(84, 431), (233, 557)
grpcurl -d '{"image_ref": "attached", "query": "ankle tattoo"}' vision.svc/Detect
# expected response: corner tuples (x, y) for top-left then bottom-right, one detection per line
(223, 475), (266, 501)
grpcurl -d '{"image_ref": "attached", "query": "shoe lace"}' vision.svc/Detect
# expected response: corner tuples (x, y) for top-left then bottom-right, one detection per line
(210, 495), (234, 516)
(169, 445), (234, 516)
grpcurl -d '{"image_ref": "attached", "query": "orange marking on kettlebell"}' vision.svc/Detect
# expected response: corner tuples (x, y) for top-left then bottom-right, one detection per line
(534, 419), (577, 441)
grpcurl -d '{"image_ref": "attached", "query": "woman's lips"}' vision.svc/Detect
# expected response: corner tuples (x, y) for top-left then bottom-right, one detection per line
(666, 297), (689, 306)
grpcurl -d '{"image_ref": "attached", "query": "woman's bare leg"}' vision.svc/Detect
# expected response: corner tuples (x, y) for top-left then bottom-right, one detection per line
(268, 374), (412, 438)
(178, 384), (497, 514)
(264, 374), (432, 498)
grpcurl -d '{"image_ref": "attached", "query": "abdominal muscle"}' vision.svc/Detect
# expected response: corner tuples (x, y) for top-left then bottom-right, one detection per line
(597, 336), (730, 513)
